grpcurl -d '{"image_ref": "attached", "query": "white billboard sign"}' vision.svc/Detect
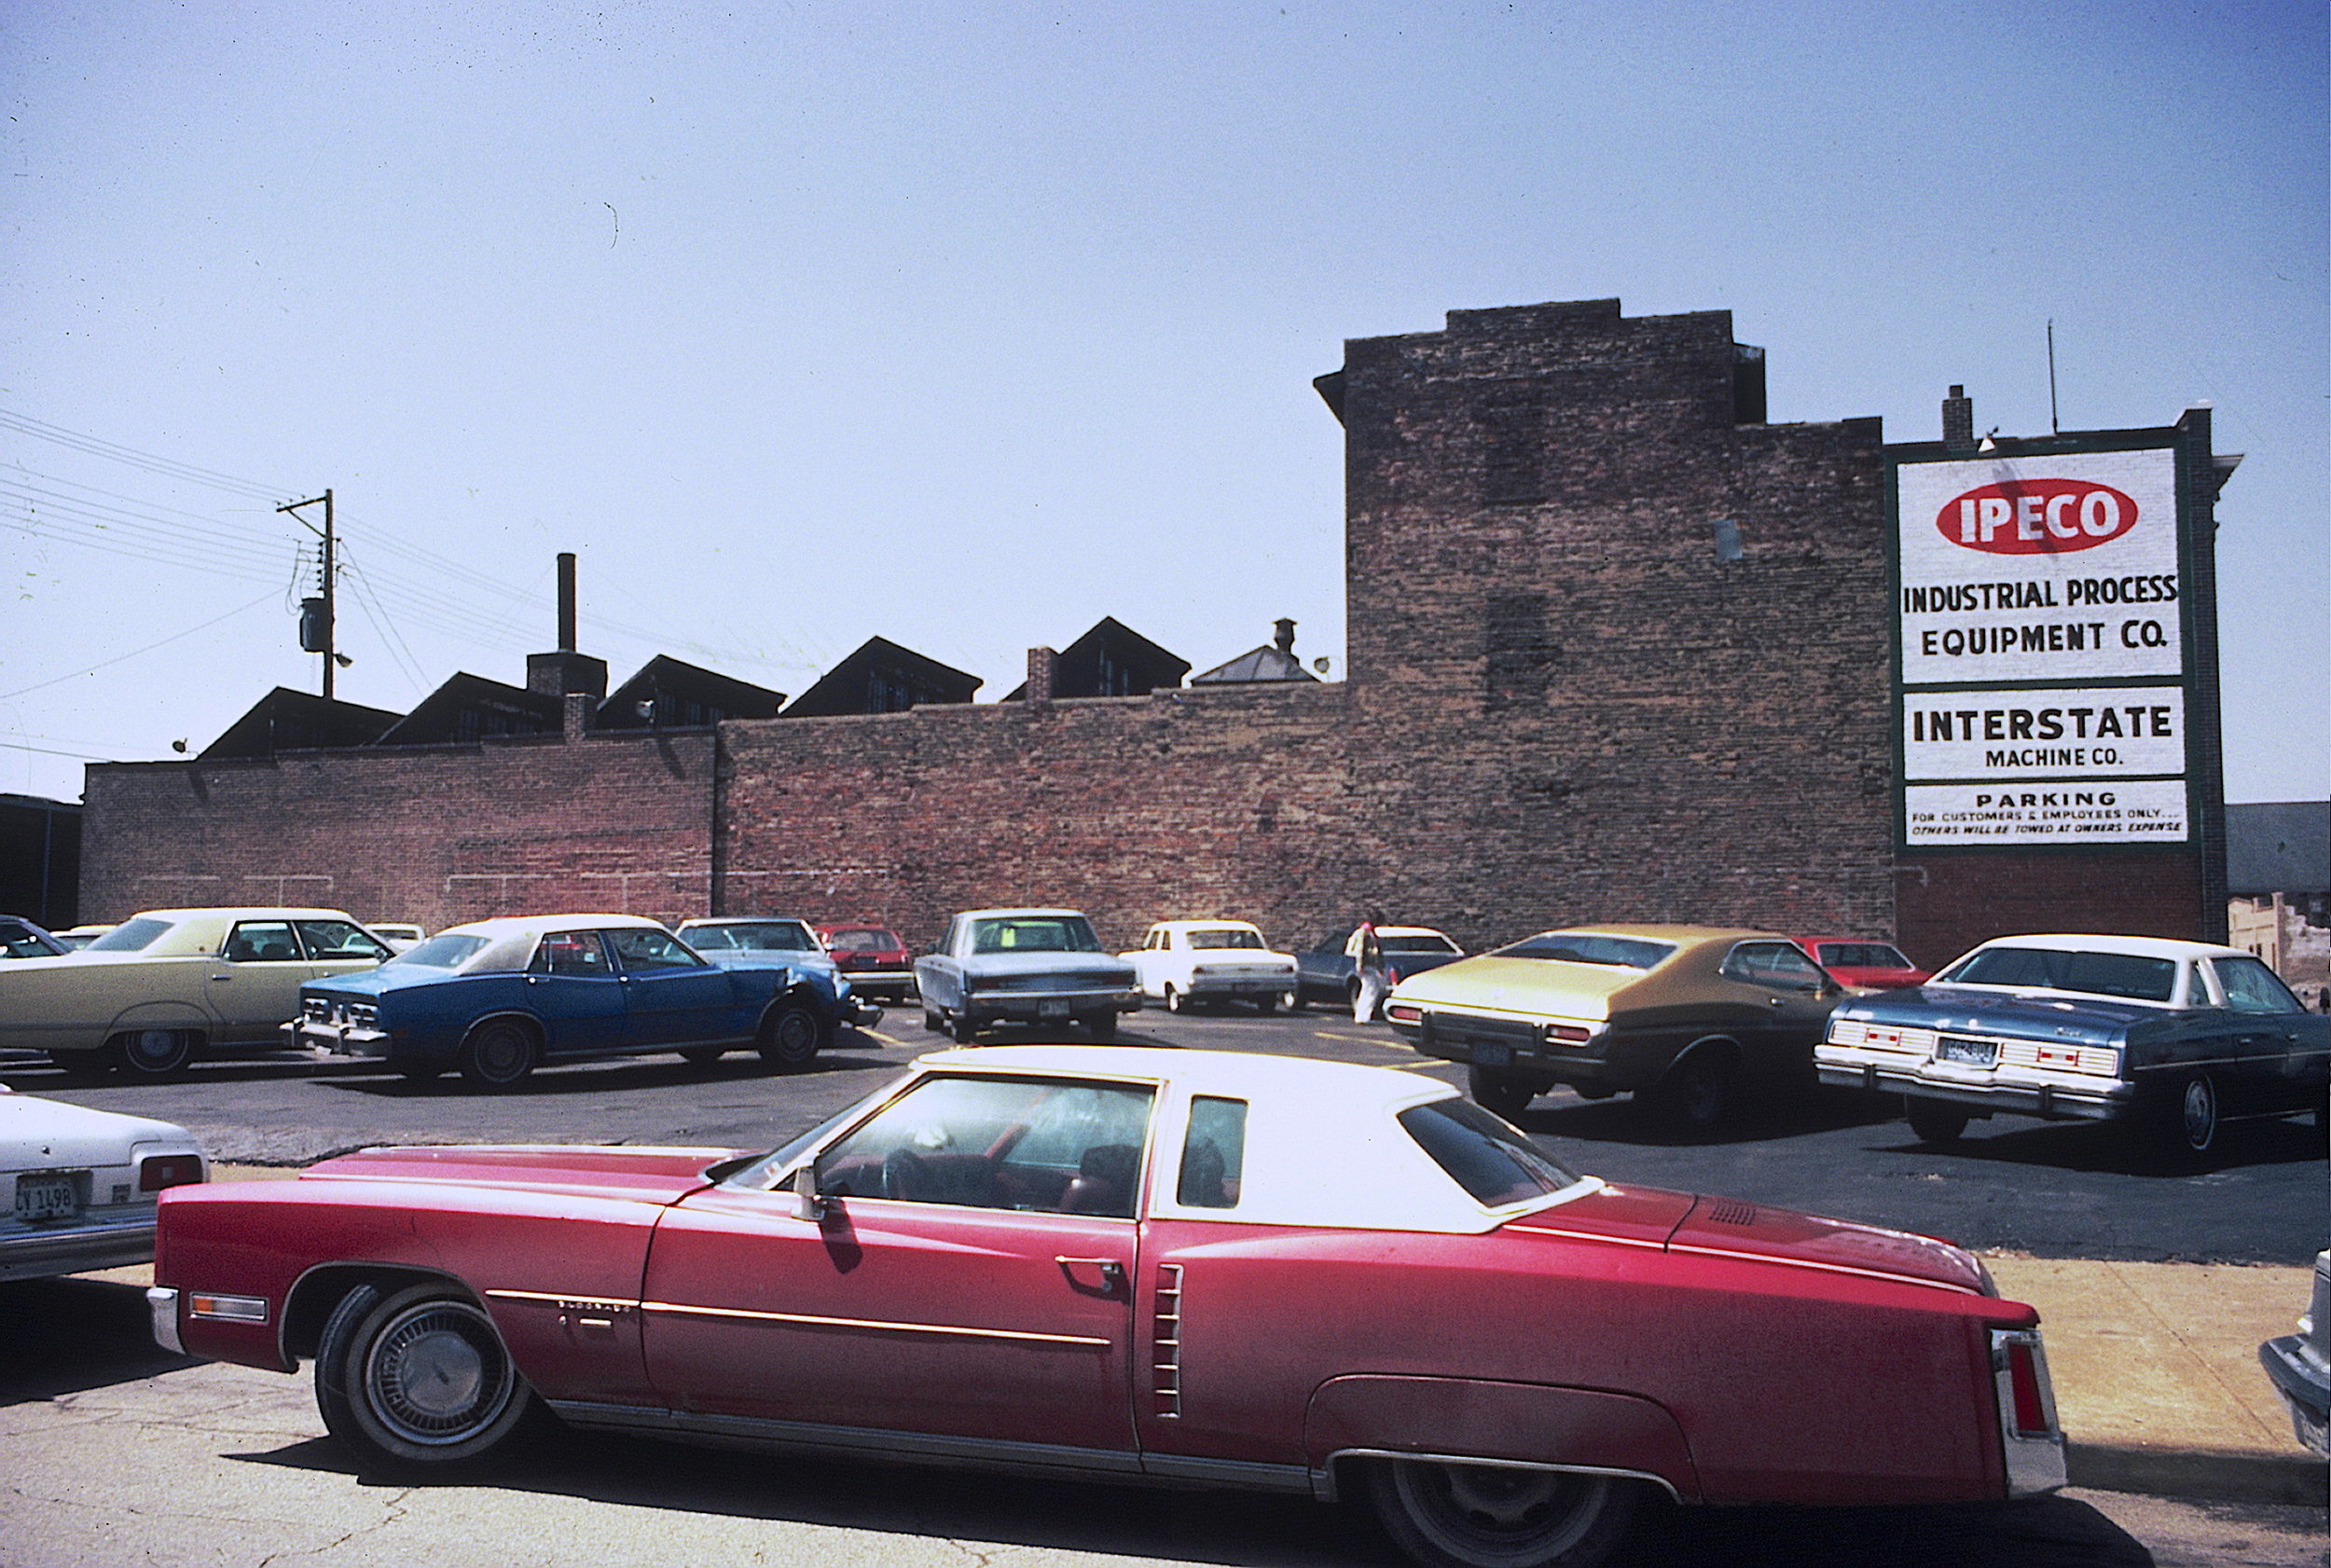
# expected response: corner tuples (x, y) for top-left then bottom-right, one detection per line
(1901, 685), (2184, 782)
(1896, 448), (2180, 685)
(1903, 780), (2189, 846)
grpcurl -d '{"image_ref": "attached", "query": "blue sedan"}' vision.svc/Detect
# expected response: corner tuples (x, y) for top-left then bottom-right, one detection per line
(288, 915), (879, 1087)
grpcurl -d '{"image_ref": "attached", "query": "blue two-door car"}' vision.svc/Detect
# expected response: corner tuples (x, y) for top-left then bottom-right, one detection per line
(1816, 932), (2329, 1160)
(288, 914), (879, 1088)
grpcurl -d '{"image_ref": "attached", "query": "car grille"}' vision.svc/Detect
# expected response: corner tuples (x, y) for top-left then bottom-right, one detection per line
(302, 997), (376, 1028)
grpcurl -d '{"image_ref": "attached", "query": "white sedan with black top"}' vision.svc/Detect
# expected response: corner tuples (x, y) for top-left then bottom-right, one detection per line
(1816, 933), (2329, 1158)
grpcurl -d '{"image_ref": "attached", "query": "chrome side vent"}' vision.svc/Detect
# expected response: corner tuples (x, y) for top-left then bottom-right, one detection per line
(1151, 1263), (1184, 1419)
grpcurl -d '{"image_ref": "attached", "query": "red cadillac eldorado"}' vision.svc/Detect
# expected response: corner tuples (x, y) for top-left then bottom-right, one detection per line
(149, 1045), (2064, 1568)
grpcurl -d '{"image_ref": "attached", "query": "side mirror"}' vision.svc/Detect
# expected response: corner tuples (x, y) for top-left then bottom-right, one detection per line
(793, 1163), (827, 1222)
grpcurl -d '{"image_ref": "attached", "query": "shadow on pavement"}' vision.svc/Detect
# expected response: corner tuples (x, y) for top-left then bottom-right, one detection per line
(227, 1424), (2155, 1568)
(307, 1043), (900, 1098)
(1511, 1087), (1901, 1148)
(0, 1278), (200, 1404)
(1863, 1114), (2327, 1179)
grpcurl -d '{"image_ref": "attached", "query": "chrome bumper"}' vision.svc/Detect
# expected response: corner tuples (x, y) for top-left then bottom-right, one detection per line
(1816, 1049), (2131, 1121)
(283, 1020), (391, 1058)
(147, 1286), (184, 1354)
(0, 1215), (159, 1282)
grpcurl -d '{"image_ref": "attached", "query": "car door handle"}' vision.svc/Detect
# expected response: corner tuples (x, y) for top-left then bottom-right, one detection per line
(209, 973), (234, 982)
(1055, 1257), (1126, 1298)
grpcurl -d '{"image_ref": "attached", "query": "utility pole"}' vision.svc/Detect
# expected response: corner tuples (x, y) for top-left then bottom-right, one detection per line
(280, 489), (338, 700)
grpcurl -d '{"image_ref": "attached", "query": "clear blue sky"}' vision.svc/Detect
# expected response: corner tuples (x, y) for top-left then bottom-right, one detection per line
(4, 2), (2323, 805)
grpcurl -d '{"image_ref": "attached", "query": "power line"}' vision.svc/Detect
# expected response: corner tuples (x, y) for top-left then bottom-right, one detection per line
(0, 590), (282, 702)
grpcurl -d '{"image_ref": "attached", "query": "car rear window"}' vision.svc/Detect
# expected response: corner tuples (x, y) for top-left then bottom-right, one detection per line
(1382, 934), (1459, 956)
(826, 929), (896, 949)
(1942, 946), (2178, 1003)
(971, 916), (1102, 955)
(1399, 1098), (1579, 1207)
(392, 933), (490, 969)
(1189, 928), (1264, 950)
(1818, 942), (1911, 970)
(1497, 933), (1675, 970)
(691, 922), (818, 952)
(86, 917), (172, 953)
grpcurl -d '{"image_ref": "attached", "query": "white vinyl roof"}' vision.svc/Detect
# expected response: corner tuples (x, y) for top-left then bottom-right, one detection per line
(902, 1045), (1600, 1234)
(1963, 932), (2247, 962)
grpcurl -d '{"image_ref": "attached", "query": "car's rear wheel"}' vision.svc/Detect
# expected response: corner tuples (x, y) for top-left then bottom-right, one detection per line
(2168, 1070), (2219, 1156)
(1468, 1065), (1536, 1120)
(112, 1028), (194, 1079)
(949, 1012), (978, 1045)
(457, 1019), (538, 1088)
(1904, 1096), (1969, 1145)
(757, 1000), (821, 1070)
(316, 1282), (545, 1469)
(1083, 1011), (1118, 1041)
(1253, 993), (1278, 1015)
(1645, 1049), (1733, 1135)
(1366, 1457), (1640, 1568)
(922, 1005), (945, 1033)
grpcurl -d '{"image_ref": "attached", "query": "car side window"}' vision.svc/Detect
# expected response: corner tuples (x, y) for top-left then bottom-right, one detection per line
(1177, 1097), (1247, 1209)
(531, 931), (611, 977)
(295, 919), (390, 960)
(2211, 956), (2307, 1016)
(815, 1075), (1154, 1217)
(0, 921), (53, 957)
(605, 928), (700, 971)
(223, 920), (302, 963)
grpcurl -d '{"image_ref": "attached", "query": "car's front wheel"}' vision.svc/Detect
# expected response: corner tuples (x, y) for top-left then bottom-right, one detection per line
(757, 1000), (821, 1070)
(1365, 1458), (1641, 1568)
(458, 1019), (539, 1088)
(316, 1282), (545, 1469)
(1165, 985), (1190, 1014)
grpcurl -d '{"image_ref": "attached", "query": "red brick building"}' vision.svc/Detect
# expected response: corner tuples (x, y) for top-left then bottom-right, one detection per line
(79, 299), (2228, 964)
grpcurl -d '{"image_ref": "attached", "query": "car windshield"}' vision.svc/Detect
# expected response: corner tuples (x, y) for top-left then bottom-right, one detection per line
(724, 1075), (916, 1190)
(826, 929), (897, 949)
(1817, 942), (1912, 970)
(1399, 1098), (1580, 1206)
(691, 922), (818, 952)
(1497, 933), (1675, 970)
(389, 933), (490, 970)
(1189, 928), (1265, 950)
(1382, 934), (1460, 955)
(86, 917), (173, 953)
(971, 916), (1103, 955)
(1938, 946), (2179, 1003)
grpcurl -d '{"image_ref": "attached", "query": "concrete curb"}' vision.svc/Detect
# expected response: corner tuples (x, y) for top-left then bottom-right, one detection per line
(2067, 1441), (2329, 1507)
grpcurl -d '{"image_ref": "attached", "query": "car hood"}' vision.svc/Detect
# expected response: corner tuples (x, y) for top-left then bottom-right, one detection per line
(0, 1092), (200, 1163)
(1842, 985), (2156, 1043)
(300, 1143), (743, 1204)
(701, 950), (834, 978)
(1510, 1183), (1993, 1298)
(954, 953), (1137, 982)
(1393, 955), (1639, 1017)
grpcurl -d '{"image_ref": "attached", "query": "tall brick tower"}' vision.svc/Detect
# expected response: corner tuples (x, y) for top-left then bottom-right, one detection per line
(1315, 299), (1897, 942)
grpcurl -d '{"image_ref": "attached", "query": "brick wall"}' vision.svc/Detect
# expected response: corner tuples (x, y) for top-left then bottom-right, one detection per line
(80, 733), (716, 930)
(1895, 852), (2205, 971)
(1332, 300), (1899, 942)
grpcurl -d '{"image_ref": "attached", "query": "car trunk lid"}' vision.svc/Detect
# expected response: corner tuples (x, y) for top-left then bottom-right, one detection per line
(300, 1143), (740, 1204)
(1668, 1193), (1991, 1295)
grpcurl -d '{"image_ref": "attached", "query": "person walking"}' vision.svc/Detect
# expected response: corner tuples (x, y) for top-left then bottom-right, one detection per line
(1351, 915), (1391, 1023)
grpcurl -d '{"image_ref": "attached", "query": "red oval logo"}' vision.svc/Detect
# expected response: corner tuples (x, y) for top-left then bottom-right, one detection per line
(1936, 480), (2139, 555)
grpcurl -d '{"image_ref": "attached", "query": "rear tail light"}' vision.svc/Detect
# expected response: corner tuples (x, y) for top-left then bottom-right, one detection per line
(2003, 1339), (2048, 1436)
(139, 1153), (205, 1192)
(1386, 1003), (1423, 1025)
(1542, 1023), (1594, 1045)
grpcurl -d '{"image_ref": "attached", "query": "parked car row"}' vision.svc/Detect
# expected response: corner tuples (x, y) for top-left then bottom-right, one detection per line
(1385, 922), (2328, 1162)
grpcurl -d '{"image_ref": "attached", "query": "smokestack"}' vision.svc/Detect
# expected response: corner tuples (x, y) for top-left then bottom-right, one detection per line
(558, 552), (578, 652)
(1941, 386), (1975, 455)
(1273, 618), (1297, 654)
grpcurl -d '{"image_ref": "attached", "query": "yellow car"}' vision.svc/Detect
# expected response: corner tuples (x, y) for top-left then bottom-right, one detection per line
(1385, 925), (1842, 1132)
(0, 907), (393, 1078)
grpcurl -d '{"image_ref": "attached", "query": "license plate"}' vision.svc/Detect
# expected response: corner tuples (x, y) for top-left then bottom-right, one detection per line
(1473, 1043), (1511, 1067)
(1039, 1000), (1069, 1019)
(1935, 1036), (1997, 1066)
(13, 1172), (82, 1224)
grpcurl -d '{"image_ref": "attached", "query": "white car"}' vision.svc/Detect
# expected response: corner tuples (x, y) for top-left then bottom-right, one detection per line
(369, 923), (427, 953)
(3, 1084), (208, 1281)
(1122, 920), (1299, 1014)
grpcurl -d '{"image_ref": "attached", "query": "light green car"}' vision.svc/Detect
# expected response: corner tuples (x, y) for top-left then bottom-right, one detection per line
(0, 907), (393, 1078)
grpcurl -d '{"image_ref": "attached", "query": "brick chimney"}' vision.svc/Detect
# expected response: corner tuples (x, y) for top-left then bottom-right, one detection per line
(1026, 646), (1056, 706)
(1942, 386), (1976, 455)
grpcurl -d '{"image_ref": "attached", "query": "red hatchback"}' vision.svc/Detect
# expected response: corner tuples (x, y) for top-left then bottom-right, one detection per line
(1795, 937), (1931, 994)
(814, 922), (916, 1002)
